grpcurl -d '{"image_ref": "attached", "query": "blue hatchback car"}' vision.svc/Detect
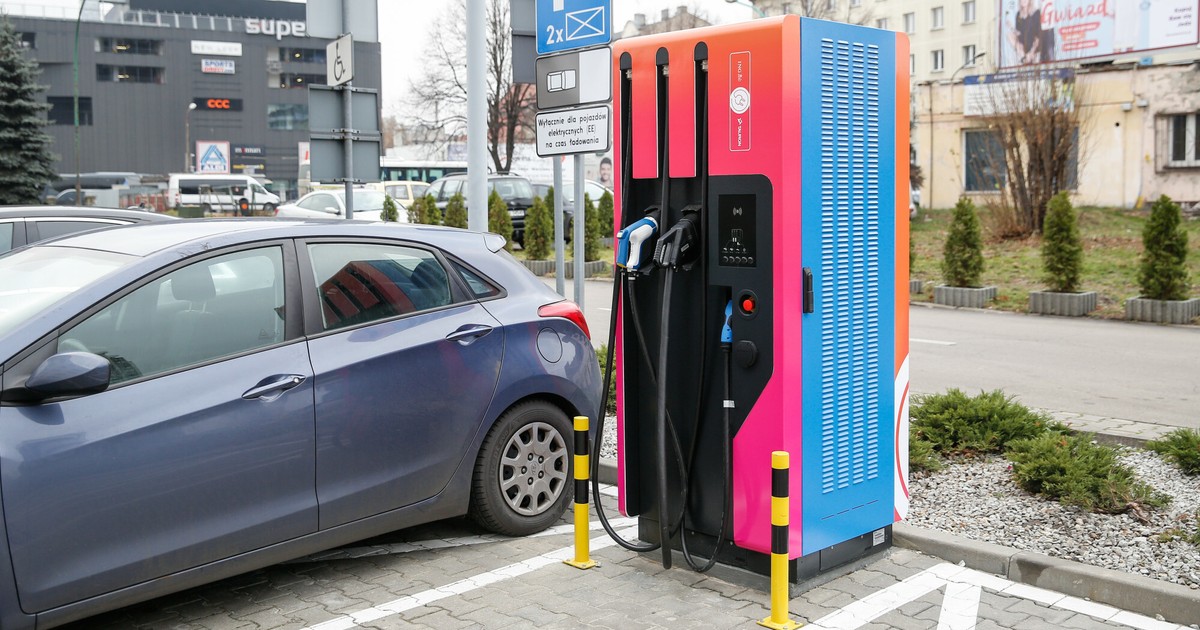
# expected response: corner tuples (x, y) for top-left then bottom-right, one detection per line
(0, 220), (600, 629)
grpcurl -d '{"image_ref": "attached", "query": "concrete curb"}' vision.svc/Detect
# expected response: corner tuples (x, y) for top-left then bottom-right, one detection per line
(894, 523), (1200, 626)
(596, 459), (1200, 625)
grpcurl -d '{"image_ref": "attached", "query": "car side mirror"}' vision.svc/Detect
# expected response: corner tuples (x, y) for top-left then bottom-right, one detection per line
(25, 352), (111, 399)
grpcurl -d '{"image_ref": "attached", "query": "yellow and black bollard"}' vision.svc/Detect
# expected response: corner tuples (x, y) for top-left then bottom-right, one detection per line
(758, 451), (800, 629)
(564, 415), (597, 569)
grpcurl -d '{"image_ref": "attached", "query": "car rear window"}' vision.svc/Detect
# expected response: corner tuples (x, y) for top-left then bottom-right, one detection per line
(0, 247), (133, 339)
(489, 178), (532, 200)
(451, 261), (502, 299)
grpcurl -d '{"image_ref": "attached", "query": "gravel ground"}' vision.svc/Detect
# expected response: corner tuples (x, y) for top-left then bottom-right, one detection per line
(907, 449), (1200, 590)
(597, 420), (1200, 589)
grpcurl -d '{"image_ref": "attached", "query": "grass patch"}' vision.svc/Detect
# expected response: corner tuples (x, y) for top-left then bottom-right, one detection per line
(910, 389), (1064, 456)
(910, 205), (1200, 319)
(1146, 428), (1200, 475)
(596, 344), (616, 417)
(1006, 433), (1170, 515)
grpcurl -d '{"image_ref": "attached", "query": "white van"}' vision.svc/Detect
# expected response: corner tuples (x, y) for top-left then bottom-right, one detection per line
(168, 174), (280, 215)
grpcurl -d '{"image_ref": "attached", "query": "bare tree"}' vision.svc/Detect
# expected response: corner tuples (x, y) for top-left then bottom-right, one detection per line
(408, 0), (533, 173)
(757, 0), (873, 25)
(976, 68), (1086, 237)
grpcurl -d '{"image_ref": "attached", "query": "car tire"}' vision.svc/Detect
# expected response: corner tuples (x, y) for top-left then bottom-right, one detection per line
(470, 400), (572, 536)
(263, 203), (276, 215)
(201, 203), (212, 214)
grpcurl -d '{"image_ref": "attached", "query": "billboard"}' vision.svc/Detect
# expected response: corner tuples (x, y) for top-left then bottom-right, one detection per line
(998, 0), (1199, 68)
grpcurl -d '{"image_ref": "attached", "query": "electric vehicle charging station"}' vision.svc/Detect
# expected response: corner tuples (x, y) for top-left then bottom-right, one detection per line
(595, 15), (911, 586)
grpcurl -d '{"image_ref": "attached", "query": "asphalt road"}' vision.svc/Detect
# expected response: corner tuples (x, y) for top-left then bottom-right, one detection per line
(550, 278), (1199, 431)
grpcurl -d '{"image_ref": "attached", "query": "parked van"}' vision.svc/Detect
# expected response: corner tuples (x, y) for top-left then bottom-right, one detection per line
(168, 174), (280, 215)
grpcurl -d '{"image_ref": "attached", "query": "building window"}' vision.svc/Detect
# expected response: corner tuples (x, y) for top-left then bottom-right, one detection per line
(826, 0), (836, 9)
(274, 73), (325, 89)
(19, 32), (35, 49)
(851, 0), (862, 6)
(96, 65), (163, 83)
(964, 129), (1006, 192)
(47, 97), (92, 125)
(903, 12), (916, 33)
(931, 6), (944, 29)
(279, 47), (326, 64)
(97, 37), (162, 55)
(962, 0), (976, 23)
(931, 49), (944, 72)
(268, 104), (308, 130)
(875, 17), (889, 29)
(963, 44), (978, 67)
(1167, 113), (1200, 167)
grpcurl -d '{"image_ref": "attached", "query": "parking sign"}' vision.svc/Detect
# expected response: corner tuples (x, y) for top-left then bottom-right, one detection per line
(536, 0), (611, 55)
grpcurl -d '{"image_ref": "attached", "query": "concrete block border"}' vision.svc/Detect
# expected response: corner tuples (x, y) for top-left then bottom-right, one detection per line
(1029, 291), (1098, 317)
(893, 524), (1200, 626)
(520, 259), (611, 278)
(1125, 297), (1200, 324)
(934, 285), (998, 309)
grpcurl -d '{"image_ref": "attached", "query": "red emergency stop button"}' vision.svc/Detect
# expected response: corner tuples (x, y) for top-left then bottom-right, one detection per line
(741, 296), (756, 314)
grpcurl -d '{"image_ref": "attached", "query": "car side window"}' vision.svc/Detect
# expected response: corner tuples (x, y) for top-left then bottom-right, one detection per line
(33, 220), (121, 242)
(0, 222), (13, 254)
(443, 179), (462, 200)
(451, 261), (502, 299)
(307, 243), (456, 331)
(427, 181), (443, 200)
(58, 247), (286, 385)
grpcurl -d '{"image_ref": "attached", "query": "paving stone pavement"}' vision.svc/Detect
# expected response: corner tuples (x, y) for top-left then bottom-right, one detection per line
(59, 490), (1191, 630)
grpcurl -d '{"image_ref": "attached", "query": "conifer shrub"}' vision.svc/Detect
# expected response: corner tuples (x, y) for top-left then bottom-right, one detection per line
(381, 195), (399, 222)
(597, 190), (615, 239)
(487, 190), (513, 251)
(0, 21), (56, 204)
(910, 389), (1063, 456)
(1146, 428), (1200, 475)
(1041, 192), (1083, 293)
(583, 193), (602, 261)
(1137, 195), (1190, 301)
(942, 197), (985, 287)
(1006, 433), (1169, 514)
(443, 192), (467, 229)
(524, 196), (553, 260)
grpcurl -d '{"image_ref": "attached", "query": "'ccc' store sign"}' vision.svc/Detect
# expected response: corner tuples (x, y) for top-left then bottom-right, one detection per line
(193, 97), (244, 112)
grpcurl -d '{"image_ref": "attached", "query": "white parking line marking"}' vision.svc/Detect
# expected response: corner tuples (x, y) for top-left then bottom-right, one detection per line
(806, 563), (1186, 630)
(302, 526), (640, 630)
(911, 338), (956, 346)
(289, 517), (637, 563)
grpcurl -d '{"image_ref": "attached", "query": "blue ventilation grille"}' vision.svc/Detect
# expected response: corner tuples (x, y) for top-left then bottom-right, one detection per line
(817, 37), (882, 496)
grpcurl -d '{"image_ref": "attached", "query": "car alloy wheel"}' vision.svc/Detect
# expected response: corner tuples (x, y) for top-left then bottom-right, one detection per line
(499, 420), (567, 516)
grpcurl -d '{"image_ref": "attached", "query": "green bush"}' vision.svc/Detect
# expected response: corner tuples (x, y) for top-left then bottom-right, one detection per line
(942, 197), (985, 287)
(407, 194), (432, 223)
(1138, 195), (1190, 301)
(524, 196), (553, 260)
(1146, 428), (1200, 475)
(487, 190), (514, 251)
(1007, 433), (1169, 514)
(910, 389), (1063, 455)
(583, 193), (601, 261)
(443, 192), (467, 229)
(1041, 192), (1082, 293)
(381, 195), (399, 222)
(597, 190), (615, 240)
(596, 343), (616, 417)
(909, 427), (942, 474)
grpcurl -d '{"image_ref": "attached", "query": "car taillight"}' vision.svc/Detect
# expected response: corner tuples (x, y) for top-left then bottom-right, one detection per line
(538, 301), (590, 339)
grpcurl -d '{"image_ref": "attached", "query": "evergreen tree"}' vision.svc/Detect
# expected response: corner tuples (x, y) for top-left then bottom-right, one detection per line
(942, 197), (985, 287)
(524, 196), (553, 259)
(425, 196), (443, 225)
(1041, 192), (1082, 293)
(1138, 195), (1190, 301)
(381, 195), (399, 222)
(443, 192), (467, 228)
(583, 193), (601, 261)
(406, 195), (424, 223)
(597, 190), (615, 239)
(0, 19), (56, 205)
(487, 190), (513, 251)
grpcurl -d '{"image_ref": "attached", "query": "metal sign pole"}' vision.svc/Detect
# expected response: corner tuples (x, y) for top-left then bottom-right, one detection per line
(554, 158), (565, 296)
(573, 155), (584, 310)
(341, 3), (353, 219)
(467, 0), (488, 232)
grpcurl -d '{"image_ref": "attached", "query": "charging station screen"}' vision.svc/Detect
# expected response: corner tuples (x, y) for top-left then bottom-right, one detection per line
(718, 194), (756, 267)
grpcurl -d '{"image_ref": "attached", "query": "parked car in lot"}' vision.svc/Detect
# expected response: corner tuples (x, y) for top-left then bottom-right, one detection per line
(0, 206), (174, 255)
(0, 219), (600, 629)
(427, 173), (534, 246)
(382, 180), (430, 209)
(274, 188), (398, 222)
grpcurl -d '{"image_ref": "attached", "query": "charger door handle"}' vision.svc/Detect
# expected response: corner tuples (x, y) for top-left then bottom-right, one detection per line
(803, 267), (815, 314)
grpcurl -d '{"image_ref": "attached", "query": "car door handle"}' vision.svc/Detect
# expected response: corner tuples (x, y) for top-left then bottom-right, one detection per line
(445, 324), (494, 345)
(242, 375), (306, 400)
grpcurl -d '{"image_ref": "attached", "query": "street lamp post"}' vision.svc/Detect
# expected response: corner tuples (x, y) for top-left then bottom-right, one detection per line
(73, 0), (86, 206)
(184, 102), (197, 172)
(951, 51), (987, 84)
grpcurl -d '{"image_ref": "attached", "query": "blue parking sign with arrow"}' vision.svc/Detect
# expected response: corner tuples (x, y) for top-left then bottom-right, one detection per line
(536, 0), (611, 55)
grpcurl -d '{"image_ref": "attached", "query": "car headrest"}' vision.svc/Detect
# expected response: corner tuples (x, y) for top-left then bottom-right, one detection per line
(170, 266), (216, 302)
